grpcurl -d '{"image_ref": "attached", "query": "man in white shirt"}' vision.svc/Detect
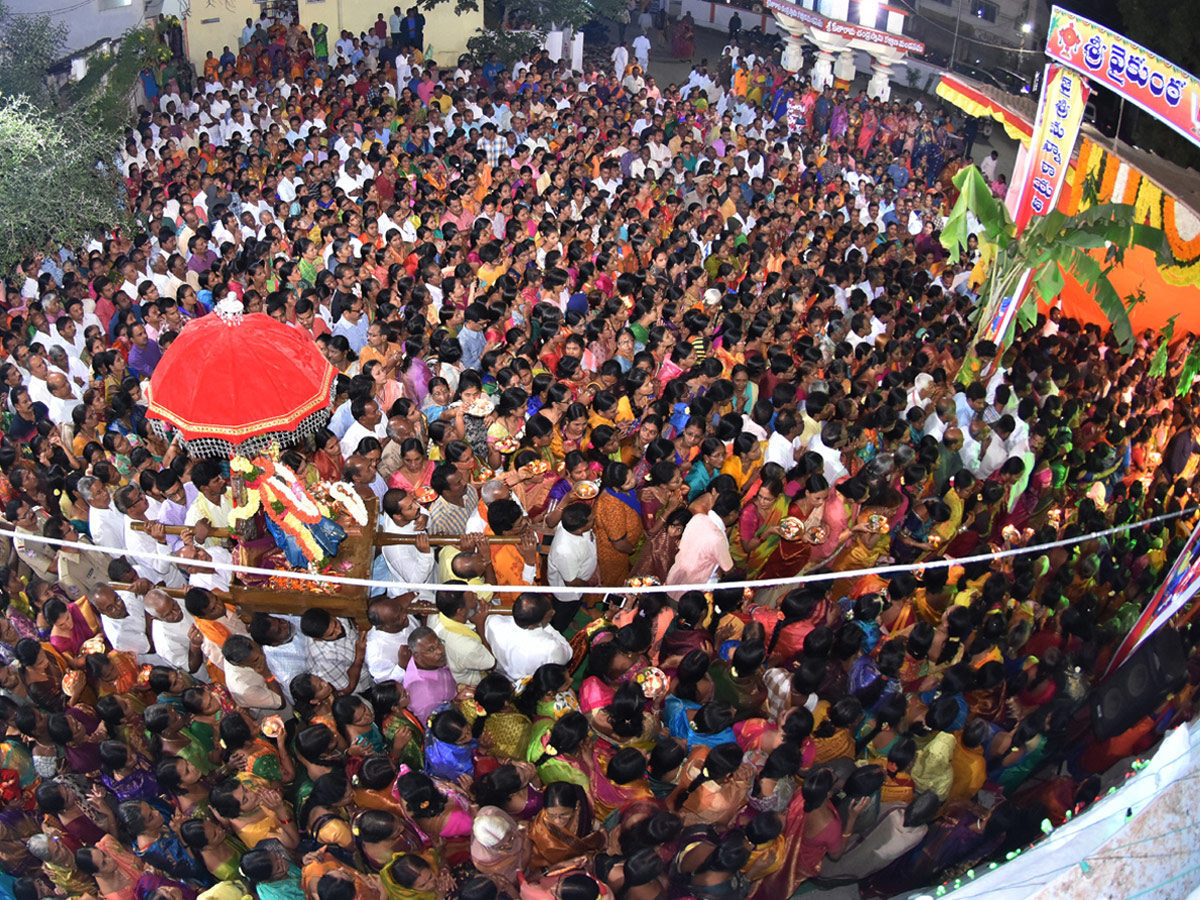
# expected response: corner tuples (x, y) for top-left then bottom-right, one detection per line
(980, 150), (999, 183)
(924, 398), (958, 443)
(764, 411), (803, 471)
(960, 419), (1007, 480)
(364, 594), (418, 684)
(485, 593), (572, 686)
(222, 635), (290, 718)
(632, 32), (651, 70)
(994, 414), (1030, 459)
(811, 422), (850, 485)
(429, 587), (495, 686)
(276, 162), (301, 203)
(248, 613), (310, 704)
(114, 484), (185, 588)
(340, 397), (386, 459)
(379, 488), (436, 602)
(91, 585), (164, 664)
(143, 588), (206, 676)
(612, 44), (629, 78)
(546, 503), (597, 632)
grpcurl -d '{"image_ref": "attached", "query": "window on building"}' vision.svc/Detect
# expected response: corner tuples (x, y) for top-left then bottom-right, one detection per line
(972, 0), (998, 22)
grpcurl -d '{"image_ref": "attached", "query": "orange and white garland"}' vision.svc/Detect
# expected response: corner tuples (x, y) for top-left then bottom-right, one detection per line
(1068, 138), (1200, 286)
(228, 454), (359, 565)
(327, 482), (368, 526)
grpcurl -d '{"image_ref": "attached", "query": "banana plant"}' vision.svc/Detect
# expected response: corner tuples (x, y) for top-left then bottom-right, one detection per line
(939, 165), (1172, 355)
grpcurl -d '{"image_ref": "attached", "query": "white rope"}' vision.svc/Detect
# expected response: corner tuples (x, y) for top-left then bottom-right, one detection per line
(1, 503), (1194, 597)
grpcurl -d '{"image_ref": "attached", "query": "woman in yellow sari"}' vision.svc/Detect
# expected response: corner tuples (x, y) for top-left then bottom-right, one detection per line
(730, 476), (788, 579)
(720, 433), (763, 495)
(828, 491), (903, 600)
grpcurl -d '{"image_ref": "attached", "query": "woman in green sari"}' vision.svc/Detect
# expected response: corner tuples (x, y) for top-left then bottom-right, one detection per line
(730, 474), (789, 578)
(526, 712), (591, 790)
(380, 851), (443, 900)
(144, 703), (215, 775)
(311, 22), (329, 63)
(371, 682), (425, 773)
(180, 818), (246, 882)
(219, 715), (295, 787)
(295, 238), (322, 288)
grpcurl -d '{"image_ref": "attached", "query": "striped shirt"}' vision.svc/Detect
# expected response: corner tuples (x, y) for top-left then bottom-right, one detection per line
(428, 485), (480, 537)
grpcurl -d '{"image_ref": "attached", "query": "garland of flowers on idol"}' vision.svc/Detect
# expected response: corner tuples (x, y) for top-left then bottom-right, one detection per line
(324, 481), (369, 526)
(229, 454), (370, 567)
(229, 455), (327, 565)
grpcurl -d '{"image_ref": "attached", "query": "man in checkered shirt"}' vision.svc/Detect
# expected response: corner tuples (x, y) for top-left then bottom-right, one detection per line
(477, 121), (507, 168)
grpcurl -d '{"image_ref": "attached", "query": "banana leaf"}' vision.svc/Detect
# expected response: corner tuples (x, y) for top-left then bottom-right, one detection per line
(1178, 344), (1200, 397)
(1150, 316), (1177, 379)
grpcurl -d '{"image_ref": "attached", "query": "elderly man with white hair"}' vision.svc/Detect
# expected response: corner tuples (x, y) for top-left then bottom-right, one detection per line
(466, 479), (525, 534)
(142, 587), (206, 676)
(79, 476), (126, 553)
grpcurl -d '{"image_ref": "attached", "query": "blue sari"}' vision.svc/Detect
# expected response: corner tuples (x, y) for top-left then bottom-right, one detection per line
(135, 830), (213, 886)
(425, 735), (477, 781)
(605, 487), (642, 516)
(664, 696), (737, 750)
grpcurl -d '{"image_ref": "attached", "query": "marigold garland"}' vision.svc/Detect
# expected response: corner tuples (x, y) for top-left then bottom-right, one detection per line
(1134, 177), (1163, 230)
(1098, 151), (1119, 203)
(1163, 196), (1200, 264)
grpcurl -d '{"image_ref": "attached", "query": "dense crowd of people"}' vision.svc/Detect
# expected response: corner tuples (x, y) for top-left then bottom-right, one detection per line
(2, 7), (1200, 900)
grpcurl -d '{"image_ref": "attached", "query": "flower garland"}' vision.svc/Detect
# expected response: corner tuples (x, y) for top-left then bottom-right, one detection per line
(265, 462), (322, 524)
(328, 482), (368, 526)
(226, 454), (330, 565)
(1065, 137), (1200, 287)
(1163, 196), (1200, 264)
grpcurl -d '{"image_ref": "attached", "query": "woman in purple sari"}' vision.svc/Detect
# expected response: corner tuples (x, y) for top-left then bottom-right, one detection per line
(400, 337), (432, 405)
(99, 740), (167, 810)
(830, 102), (849, 141)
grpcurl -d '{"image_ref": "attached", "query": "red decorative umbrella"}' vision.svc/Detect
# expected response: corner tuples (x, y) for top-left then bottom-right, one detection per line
(146, 303), (336, 458)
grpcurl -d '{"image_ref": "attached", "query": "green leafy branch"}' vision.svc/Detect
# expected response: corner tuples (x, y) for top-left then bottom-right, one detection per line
(940, 165), (1172, 355)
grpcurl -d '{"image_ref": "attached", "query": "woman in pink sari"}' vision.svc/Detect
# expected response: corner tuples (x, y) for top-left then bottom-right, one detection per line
(857, 105), (879, 155)
(903, 113), (920, 154)
(590, 747), (656, 825)
(753, 767), (858, 899)
(399, 338), (432, 405)
(387, 440), (436, 492)
(46, 597), (96, 660)
(809, 477), (866, 568)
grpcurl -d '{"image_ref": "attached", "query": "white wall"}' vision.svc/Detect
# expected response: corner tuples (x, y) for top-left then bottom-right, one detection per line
(293, 0), (481, 64)
(7, 0), (147, 55)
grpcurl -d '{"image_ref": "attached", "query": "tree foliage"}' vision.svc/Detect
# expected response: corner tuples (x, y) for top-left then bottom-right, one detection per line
(0, 0), (67, 104)
(0, 96), (127, 270)
(424, 0), (623, 32)
(466, 28), (546, 65)
(940, 165), (1172, 354)
(0, 2), (169, 268)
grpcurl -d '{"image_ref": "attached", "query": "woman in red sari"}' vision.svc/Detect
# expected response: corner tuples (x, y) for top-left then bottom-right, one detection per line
(762, 474), (833, 579)
(754, 767), (862, 898)
(312, 429), (344, 483)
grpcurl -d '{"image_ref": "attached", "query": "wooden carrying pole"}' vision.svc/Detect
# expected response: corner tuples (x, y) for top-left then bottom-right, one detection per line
(130, 522), (235, 539)
(129, 521), (522, 547)
(372, 534), (523, 547)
